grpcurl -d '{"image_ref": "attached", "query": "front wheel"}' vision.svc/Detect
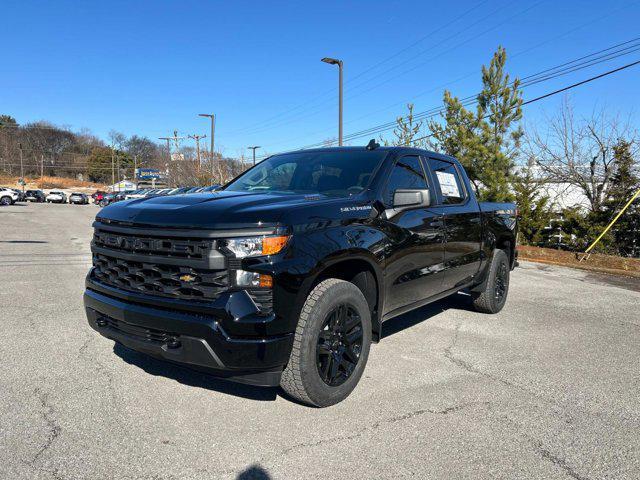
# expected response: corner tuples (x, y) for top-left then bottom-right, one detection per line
(280, 278), (372, 407)
(472, 249), (510, 314)
(0, 196), (12, 206)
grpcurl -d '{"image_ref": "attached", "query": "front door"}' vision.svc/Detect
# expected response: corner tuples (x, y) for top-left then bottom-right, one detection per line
(381, 155), (445, 316)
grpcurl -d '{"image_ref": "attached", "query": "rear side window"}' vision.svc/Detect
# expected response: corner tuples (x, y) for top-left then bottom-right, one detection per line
(429, 158), (465, 204)
(383, 156), (428, 206)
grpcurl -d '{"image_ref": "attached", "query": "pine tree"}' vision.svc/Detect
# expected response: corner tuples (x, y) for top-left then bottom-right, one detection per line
(384, 104), (428, 148)
(428, 46), (523, 202)
(513, 166), (553, 245)
(602, 140), (640, 255)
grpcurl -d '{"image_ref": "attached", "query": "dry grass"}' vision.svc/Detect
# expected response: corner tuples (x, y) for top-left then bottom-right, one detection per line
(518, 245), (640, 278)
(0, 175), (105, 190)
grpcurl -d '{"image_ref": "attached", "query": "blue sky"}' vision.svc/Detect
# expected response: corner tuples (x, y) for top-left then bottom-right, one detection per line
(2, 0), (639, 159)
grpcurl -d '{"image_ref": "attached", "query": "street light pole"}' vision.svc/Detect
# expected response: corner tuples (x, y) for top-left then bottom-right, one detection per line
(321, 57), (343, 146)
(247, 146), (261, 166)
(198, 113), (216, 184)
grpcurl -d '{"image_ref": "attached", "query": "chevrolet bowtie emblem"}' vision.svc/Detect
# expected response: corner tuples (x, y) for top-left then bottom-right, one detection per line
(179, 274), (196, 282)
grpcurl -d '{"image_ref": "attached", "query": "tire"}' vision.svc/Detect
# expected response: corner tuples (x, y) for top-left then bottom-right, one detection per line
(0, 196), (11, 206)
(280, 278), (372, 407)
(472, 249), (510, 314)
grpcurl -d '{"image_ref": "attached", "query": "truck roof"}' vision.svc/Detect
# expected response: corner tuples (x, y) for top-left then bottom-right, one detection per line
(280, 145), (460, 164)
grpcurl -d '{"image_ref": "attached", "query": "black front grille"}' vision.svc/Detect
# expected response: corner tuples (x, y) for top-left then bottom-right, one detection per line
(94, 229), (213, 259)
(93, 253), (229, 301)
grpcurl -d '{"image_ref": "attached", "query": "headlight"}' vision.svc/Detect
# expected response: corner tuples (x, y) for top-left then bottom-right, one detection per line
(224, 235), (290, 258)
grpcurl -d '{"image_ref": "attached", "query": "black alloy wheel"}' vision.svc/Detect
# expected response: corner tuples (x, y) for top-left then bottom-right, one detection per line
(494, 261), (508, 302)
(316, 304), (363, 386)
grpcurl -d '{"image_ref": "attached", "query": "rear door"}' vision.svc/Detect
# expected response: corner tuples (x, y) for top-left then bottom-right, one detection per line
(381, 155), (445, 315)
(427, 157), (482, 290)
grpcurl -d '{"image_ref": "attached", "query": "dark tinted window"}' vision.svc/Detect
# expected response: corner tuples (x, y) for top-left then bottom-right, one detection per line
(429, 158), (465, 204)
(383, 156), (428, 206)
(225, 150), (387, 197)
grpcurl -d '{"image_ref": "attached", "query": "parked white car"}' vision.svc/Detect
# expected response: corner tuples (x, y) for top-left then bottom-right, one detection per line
(124, 189), (149, 200)
(46, 191), (67, 203)
(0, 187), (19, 206)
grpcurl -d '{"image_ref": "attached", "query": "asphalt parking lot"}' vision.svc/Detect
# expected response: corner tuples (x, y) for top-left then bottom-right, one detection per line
(1, 202), (639, 479)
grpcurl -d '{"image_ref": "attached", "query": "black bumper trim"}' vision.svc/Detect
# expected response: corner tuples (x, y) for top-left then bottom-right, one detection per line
(84, 288), (294, 382)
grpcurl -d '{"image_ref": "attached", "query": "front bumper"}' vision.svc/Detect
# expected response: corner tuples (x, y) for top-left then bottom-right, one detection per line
(84, 278), (294, 387)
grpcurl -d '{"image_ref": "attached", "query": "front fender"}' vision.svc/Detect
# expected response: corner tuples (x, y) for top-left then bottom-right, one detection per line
(244, 222), (387, 335)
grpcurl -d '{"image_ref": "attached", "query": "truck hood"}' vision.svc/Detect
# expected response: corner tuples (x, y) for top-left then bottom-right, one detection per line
(97, 190), (373, 230)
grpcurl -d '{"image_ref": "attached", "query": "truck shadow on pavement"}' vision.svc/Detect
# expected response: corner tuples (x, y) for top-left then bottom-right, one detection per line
(382, 291), (474, 338)
(112, 292), (474, 403)
(112, 343), (279, 401)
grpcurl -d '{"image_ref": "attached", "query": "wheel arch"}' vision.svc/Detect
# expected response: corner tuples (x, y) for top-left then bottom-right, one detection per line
(302, 253), (384, 342)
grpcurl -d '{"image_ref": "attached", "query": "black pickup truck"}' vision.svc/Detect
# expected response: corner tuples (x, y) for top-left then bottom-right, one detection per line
(84, 145), (517, 407)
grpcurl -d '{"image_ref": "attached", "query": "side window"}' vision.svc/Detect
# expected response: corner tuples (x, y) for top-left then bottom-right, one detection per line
(383, 156), (428, 206)
(429, 158), (465, 204)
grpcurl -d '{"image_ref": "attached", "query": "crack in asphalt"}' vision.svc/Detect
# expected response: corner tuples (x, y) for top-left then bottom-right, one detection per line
(533, 442), (591, 480)
(443, 324), (573, 419)
(446, 327), (590, 480)
(30, 388), (62, 465)
(213, 400), (487, 476)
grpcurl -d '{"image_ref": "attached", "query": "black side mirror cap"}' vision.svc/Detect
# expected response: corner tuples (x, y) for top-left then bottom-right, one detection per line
(384, 189), (431, 219)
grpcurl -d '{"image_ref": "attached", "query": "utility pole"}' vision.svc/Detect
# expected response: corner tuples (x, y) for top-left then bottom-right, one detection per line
(158, 137), (172, 163)
(133, 155), (138, 189)
(110, 143), (115, 187)
(159, 132), (184, 185)
(188, 134), (207, 173)
(198, 114), (216, 184)
(18, 143), (24, 191)
(247, 146), (261, 166)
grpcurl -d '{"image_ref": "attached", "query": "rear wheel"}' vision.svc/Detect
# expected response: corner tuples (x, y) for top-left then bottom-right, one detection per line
(280, 278), (371, 407)
(472, 249), (510, 314)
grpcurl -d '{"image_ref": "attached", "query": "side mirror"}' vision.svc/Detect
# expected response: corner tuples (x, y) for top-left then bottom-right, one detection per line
(384, 189), (430, 219)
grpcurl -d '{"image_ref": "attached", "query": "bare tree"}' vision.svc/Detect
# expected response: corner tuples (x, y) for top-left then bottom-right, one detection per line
(524, 98), (638, 213)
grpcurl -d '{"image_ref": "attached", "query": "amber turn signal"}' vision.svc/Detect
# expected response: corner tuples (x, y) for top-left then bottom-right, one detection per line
(262, 235), (290, 255)
(259, 274), (273, 288)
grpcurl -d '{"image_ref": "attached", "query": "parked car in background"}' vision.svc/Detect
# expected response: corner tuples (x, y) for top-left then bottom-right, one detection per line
(25, 190), (46, 202)
(92, 191), (106, 204)
(0, 187), (19, 206)
(167, 187), (192, 195)
(199, 185), (221, 193)
(46, 191), (67, 204)
(11, 189), (26, 201)
(69, 192), (90, 205)
(99, 192), (128, 207)
(124, 189), (148, 200)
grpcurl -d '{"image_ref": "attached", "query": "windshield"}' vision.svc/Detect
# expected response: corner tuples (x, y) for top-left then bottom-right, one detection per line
(225, 150), (387, 197)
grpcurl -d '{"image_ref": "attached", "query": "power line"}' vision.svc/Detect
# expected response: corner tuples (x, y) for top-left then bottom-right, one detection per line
(254, 58), (639, 158)
(406, 59), (640, 145)
(260, 8), (640, 150)
(227, 1), (544, 138)
(298, 46), (640, 149)
(223, 1), (494, 137)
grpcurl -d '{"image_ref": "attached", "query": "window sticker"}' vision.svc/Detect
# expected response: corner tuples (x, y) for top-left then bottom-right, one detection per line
(435, 171), (460, 198)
